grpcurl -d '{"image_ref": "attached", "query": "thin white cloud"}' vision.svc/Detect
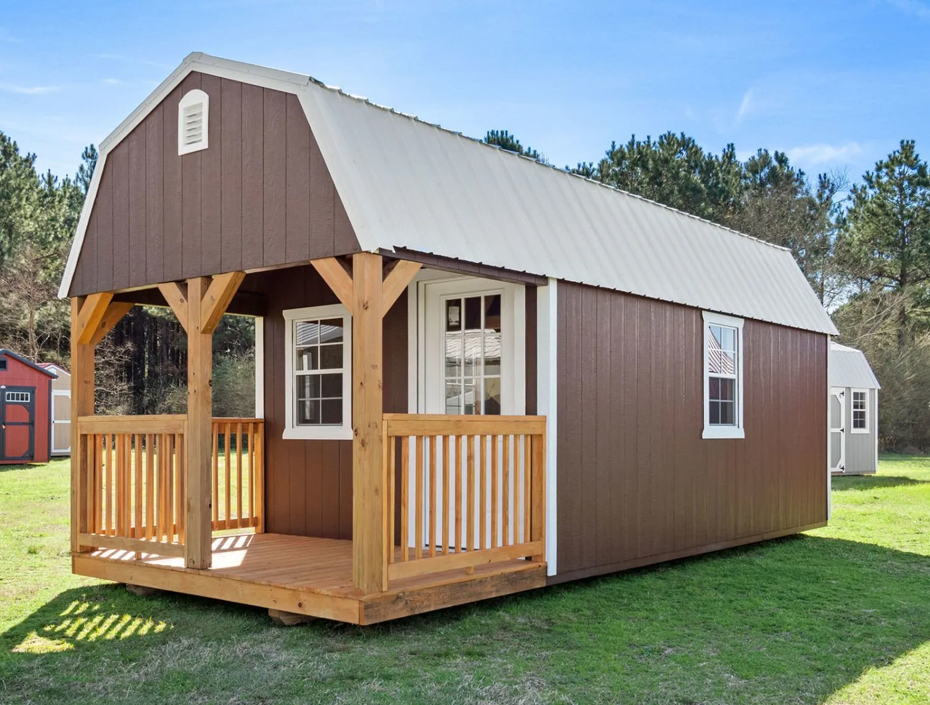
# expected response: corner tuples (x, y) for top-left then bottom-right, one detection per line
(885, 0), (930, 19)
(101, 78), (124, 85)
(786, 142), (863, 165)
(0, 84), (60, 95)
(735, 89), (753, 124)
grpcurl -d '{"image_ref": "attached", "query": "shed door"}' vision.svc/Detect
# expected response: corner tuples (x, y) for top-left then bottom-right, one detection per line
(830, 388), (845, 473)
(51, 390), (71, 455)
(416, 276), (526, 549)
(1, 386), (36, 462)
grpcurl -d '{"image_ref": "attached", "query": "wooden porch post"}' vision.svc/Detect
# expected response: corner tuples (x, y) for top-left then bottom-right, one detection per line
(185, 276), (213, 569)
(352, 252), (385, 594)
(159, 272), (245, 570)
(70, 293), (133, 553)
(70, 297), (95, 554)
(311, 254), (421, 594)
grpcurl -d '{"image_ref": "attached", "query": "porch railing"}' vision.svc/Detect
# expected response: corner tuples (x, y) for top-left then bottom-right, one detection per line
(76, 415), (264, 557)
(211, 419), (264, 532)
(382, 414), (546, 585)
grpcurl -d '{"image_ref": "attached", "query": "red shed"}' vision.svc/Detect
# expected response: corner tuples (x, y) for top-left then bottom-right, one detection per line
(0, 349), (56, 464)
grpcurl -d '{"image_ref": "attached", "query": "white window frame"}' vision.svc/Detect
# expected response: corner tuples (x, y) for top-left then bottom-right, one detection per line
(850, 388), (869, 434)
(702, 311), (744, 440)
(178, 89), (209, 156)
(283, 303), (352, 441)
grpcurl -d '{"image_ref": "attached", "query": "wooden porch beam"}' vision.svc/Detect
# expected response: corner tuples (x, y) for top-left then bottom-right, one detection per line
(158, 282), (190, 334)
(352, 252), (385, 594)
(74, 292), (114, 345)
(381, 260), (421, 316)
(201, 271), (246, 334)
(185, 276), (213, 570)
(89, 302), (134, 346)
(311, 258), (354, 314)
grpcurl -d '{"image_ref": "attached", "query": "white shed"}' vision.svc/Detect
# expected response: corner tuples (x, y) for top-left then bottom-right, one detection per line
(38, 363), (71, 456)
(829, 342), (880, 475)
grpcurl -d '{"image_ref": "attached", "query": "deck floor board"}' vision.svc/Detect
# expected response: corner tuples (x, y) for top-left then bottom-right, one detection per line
(78, 532), (546, 623)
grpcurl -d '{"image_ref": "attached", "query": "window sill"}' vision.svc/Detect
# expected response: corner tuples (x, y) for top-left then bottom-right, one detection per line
(283, 426), (354, 441)
(850, 429), (869, 435)
(702, 427), (745, 440)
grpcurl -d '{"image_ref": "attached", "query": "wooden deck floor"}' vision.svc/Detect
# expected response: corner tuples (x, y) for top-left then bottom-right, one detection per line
(72, 533), (547, 624)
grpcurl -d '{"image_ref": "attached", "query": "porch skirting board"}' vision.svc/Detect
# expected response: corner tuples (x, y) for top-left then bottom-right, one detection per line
(546, 521), (828, 586)
(72, 533), (547, 625)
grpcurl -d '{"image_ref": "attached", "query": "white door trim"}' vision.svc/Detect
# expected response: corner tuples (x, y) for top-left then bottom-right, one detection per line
(830, 387), (845, 473)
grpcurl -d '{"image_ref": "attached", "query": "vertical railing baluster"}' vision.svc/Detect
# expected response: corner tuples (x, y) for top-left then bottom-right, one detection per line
(442, 435), (450, 555)
(400, 436), (409, 562)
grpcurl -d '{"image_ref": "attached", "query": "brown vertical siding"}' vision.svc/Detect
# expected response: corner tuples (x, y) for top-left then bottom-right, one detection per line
(555, 282), (828, 581)
(70, 72), (360, 296)
(247, 263), (407, 539)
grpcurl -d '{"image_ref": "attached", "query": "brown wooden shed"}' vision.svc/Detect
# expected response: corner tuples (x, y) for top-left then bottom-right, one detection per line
(60, 53), (837, 625)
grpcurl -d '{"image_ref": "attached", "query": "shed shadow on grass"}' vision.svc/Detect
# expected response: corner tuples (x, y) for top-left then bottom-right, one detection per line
(832, 474), (929, 491)
(1, 536), (929, 704)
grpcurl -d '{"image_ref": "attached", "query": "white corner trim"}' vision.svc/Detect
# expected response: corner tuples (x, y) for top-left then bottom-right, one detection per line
(178, 88), (209, 156)
(701, 310), (745, 440)
(254, 317), (265, 419)
(407, 277), (419, 413)
(282, 303), (352, 441)
(537, 278), (558, 576)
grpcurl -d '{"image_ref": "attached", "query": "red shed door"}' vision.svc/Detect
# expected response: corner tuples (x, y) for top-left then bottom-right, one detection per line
(1, 387), (36, 462)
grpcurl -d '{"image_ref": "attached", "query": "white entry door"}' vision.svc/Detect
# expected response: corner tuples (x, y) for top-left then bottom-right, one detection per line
(830, 388), (845, 473)
(51, 390), (71, 455)
(413, 276), (526, 550)
(420, 277), (525, 416)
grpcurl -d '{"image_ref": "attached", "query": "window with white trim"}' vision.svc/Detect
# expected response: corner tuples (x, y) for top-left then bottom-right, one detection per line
(283, 304), (352, 440)
(178, 89), (209, 155)
(851, 390), (868, 433)
(5, 391), (30, 403)
(702, 312), (744, 439)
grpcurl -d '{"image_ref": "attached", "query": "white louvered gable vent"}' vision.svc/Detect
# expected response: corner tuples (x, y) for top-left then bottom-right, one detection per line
(178, 89), (209, 155)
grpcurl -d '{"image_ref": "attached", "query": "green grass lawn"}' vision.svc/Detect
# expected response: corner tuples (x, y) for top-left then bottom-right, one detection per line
(1, 457), (928, 704)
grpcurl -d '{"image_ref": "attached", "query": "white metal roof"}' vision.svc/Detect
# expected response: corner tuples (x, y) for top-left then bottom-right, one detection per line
(60, 53), (838, 336)
(830, 342), (880, 389)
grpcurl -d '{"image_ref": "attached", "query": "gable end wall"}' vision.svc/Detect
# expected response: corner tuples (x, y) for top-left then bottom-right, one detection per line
(69, 71), (360, 297)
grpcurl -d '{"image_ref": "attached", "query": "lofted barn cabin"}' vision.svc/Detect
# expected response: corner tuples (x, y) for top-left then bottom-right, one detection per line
(61, 53), (837, 625)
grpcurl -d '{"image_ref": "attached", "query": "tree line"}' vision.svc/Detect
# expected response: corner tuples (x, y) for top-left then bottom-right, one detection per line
(0, 125), (927, 447)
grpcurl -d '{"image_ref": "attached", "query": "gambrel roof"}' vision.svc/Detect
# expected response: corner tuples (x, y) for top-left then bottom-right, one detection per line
(830, 342), (880, 389)
(61, 53), (837, 335)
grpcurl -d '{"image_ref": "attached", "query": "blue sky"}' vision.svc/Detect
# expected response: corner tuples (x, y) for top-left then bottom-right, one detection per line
(1, 0), (928, 185)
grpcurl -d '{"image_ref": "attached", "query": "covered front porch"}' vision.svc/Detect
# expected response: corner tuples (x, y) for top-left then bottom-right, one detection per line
(69, 253), (549, 624)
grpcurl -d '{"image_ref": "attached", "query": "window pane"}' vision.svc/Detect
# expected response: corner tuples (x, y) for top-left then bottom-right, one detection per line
(463, 378), (477, 415)
(483, 377), (501, 415)
(719, 400), (735, 425)
(296, 346), (318, 371)
(445, 332), (462, 378)
(718, 378), (734, 402)
(445, 380), (462, 414)
(319, 343), (342, 370)
(320, 373), (342, 398)
(446, 299), (462, 332)
(464, 296), (481, 330)
(709, 376), (719, 399)
(321, 399), (342, 424)
(484, 294), (502, 376)
(710, 401), (720, 425)
(296, 375), (320, 400)
(295, 320), (320, 346)
(297, 399), (320, 425)
(463, 331), (481, 377)
(319, 318), (343, 344)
